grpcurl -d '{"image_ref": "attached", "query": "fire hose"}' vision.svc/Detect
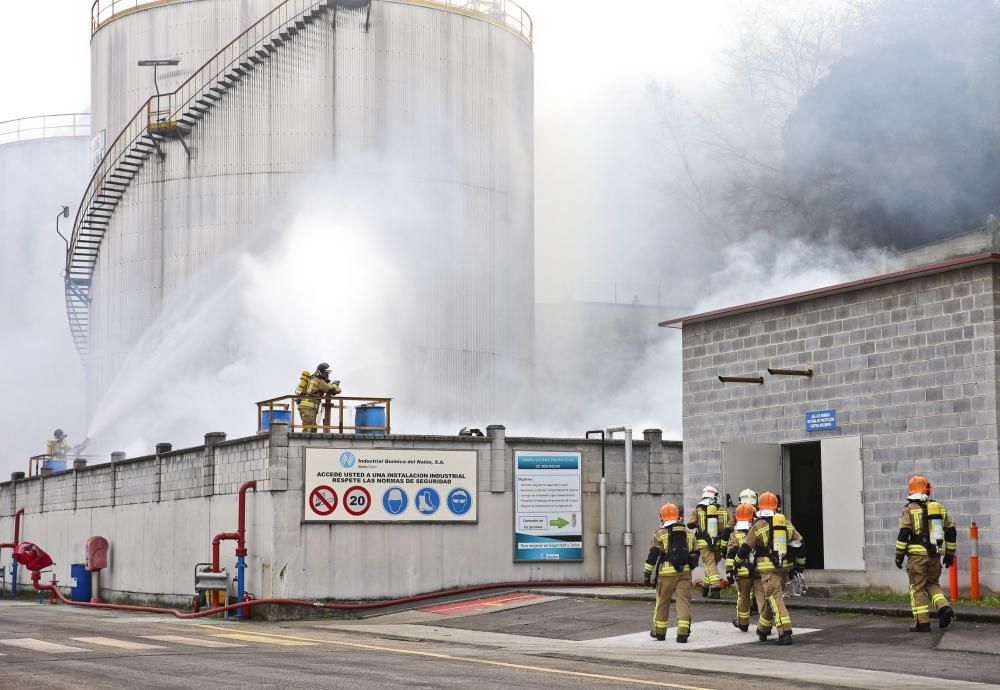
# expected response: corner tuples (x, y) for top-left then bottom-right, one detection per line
(32, 578), (637, 619)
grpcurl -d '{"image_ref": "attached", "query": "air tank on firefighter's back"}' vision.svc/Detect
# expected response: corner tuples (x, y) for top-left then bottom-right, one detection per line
(80, 0), (534, 424)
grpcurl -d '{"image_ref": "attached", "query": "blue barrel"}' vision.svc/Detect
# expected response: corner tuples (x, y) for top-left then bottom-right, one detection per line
(70, 563), (92, 602)
(261, 408), (292, 431)
(355, 406), (386, 435)
(43, 459), (67, 472)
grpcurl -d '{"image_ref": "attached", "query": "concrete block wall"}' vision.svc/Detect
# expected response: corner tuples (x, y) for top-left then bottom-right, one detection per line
(160, 448), (205, 501)
(681, 263), (1000, 590)
(41, 473), (75, 512)
(213, 436), (270, 494)
(0, 423), (682, 605)
(115, 458), (159, 506)
(77, 465), (115, 509)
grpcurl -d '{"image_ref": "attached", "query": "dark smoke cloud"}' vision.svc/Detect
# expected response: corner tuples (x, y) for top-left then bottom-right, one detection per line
(783, 0), (1000, 249)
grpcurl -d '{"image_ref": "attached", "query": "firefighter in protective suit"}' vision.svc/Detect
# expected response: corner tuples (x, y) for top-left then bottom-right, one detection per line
(687, 485), (728, 598)
(735, 491), (802, 645)
(644, 503), (698, 643)
(723, 488), (758, 543)
(895, 475), (956, 632)
(725, 502), (758, 632)
(296, 363), (342, 433)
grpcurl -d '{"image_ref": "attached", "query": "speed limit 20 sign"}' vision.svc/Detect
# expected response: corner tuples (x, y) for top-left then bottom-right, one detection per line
(343, 486), (371, 516)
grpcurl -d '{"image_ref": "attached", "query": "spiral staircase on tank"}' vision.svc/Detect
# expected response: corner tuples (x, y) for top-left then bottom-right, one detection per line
(68, 0), (532, 358)
(65, 0), (368, 358)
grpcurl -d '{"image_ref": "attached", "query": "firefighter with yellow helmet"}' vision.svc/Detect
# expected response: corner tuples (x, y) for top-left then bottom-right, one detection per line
(643, 503), (698, 643)
(734, 491), (803, 645)
(895, 475), (956, 632)
(725, 502), (758, 632)
(687, 485), (729, 598)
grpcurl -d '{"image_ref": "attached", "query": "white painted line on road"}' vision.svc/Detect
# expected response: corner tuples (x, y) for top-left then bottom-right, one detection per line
(142, 635), (245, 648)
(71, 637), (165, 650)
(0, 638), (88, 653)
(211, 632), (318, 646)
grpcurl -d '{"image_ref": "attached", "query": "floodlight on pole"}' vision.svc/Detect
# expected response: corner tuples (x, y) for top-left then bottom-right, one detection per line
(56, 205), (71, 254)
(137, 58), (181, 99)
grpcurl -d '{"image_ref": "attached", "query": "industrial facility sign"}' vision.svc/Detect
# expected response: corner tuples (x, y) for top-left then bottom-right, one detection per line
(303, 448), (478, 523)
(806, 409), (837, 432)
(513, 452), (583, 562)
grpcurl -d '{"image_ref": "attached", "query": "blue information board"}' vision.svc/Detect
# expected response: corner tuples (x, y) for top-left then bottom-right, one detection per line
(806, 409), (837, 432)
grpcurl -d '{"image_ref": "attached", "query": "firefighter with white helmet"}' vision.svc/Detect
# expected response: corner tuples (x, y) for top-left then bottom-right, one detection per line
(734, 491), (804, 645)
(895, 475), (956, 632)
(643, 503), (698, 643)
(687, 485), (728, 598)
(723, 488), (759, 534)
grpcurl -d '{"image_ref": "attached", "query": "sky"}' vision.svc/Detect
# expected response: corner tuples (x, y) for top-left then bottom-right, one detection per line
(0, 0), (736, 133)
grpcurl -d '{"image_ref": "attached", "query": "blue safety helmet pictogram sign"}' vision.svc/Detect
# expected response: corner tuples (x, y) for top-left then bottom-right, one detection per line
(414, 487), (440, 515)
(382, 487), (408, 515)
(447, 488), (473, 516)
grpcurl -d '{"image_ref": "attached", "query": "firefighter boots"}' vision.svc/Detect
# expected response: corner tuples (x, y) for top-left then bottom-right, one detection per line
(676, 635), (688, 643)
(910, 622), (931, 633)
(732, 619), (749, 632)
(939, 606), (955, 630)
(773, 631), (793, 645)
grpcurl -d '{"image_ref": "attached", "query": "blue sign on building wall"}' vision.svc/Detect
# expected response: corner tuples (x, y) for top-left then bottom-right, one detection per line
(806, 409), (837, 432)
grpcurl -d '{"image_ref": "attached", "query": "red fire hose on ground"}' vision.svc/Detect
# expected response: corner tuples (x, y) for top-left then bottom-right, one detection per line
(31, 579), (637, 620)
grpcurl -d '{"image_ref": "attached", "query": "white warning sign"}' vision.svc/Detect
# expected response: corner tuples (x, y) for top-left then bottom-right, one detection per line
(303, 448), (478, 523)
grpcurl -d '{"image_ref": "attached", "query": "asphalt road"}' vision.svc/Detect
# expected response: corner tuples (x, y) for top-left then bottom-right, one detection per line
(2, 594), (997, 690)
(0, 601), (749, 690)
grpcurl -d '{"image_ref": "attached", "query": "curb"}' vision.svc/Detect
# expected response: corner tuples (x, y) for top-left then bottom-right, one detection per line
(521, 588), (1000, 624)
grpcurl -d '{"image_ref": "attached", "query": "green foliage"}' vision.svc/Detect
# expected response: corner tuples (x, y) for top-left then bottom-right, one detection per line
(836, 591), (1000, 608)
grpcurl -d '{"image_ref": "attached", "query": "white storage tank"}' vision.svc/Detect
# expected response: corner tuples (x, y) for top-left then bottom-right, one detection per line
(73, 0), (534, 432)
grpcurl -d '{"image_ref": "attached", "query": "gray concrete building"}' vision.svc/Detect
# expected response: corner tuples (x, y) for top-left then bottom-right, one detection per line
(663, 252), (1000, 594)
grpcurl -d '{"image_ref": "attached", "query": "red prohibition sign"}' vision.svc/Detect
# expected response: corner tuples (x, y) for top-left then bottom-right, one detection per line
(309, 485), (338, 516)
(343, 485), (372, 516)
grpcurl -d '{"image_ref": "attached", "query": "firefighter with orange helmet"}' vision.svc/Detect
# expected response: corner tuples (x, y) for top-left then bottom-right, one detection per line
(895, 475), (956, 632)
(643, 503), (698, 643)
(687, 485), (728, 598)
(725, 502), (758, 632)
(734, 491), (803, 645)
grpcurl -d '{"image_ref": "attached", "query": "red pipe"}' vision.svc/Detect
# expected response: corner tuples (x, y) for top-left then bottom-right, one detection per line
(14, 508), (24, 544)
(236, 480), (256, 556)
(0, 508), (24, 560)
(211, 533), (238, 573)
(31, 578), (636, 619)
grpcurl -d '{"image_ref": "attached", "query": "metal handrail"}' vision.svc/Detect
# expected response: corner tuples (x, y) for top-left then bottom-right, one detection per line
(0, 114), (91, 146)
(91, 0), (533, 44)
(256, 395), (393, 434)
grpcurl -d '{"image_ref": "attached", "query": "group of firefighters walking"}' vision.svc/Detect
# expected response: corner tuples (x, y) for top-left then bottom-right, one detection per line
(644, 475), (957, 645)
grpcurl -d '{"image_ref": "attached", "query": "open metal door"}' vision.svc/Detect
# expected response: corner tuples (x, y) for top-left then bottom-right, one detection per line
(721, 443), (782, 511)
(820, 436), (865, 570)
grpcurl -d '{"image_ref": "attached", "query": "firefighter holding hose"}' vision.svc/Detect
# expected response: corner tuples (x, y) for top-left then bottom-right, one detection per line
(296, 363), (341, 433)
